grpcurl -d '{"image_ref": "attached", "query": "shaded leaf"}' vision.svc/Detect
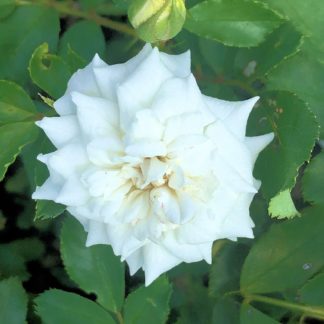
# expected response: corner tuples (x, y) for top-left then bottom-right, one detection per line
(240, 205), (324, 294)
(0, 277), (28, 324)
(300, 273), (324, 306)
(124, 276), (172, 324)
(35, 289), (115, 324)
(267, 52), (324, 138)
(248, 91), (319, 199)
(212, 297), (240, 324)
(209, 242), (249, 297)
(240, 304), (280, 324)
(61, 216), (125, 312)
(59, 20), (105, 62)
(302, 152), (324, 204)
(0, 5), (59, 84)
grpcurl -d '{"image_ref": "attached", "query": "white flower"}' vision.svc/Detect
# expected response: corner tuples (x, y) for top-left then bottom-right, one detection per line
(33, 44), (273, 285)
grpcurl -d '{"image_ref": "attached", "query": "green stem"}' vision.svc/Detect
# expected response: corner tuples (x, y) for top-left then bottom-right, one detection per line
(116, 312), (124, 324)
(15, 0), (137, 37)
(246, 294), (324, 321)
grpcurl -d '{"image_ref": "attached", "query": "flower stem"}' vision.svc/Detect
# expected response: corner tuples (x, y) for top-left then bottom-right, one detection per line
(15, 0), (137, 37)
(246, 294), (324, 321)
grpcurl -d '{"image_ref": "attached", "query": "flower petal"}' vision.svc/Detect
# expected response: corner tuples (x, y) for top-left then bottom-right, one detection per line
(36, 116), (79, 148)
(143, 242), (181, 286)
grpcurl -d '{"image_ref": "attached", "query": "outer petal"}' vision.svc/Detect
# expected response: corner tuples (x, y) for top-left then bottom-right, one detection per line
(53, 55), (106, 115)
(143, 242), (181, 286)
(160, 50), (191, 78)
(117, 47), (172, 130)
(223, 97), (259, 139)
(36, 116), (79, 148)
(245, 133), (274, 163)
(32, 178), (61, 200)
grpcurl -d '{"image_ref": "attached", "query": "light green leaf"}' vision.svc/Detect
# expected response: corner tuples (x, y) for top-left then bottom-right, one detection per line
(209, 242), (249, 297)
(300, 273), (324, 306)
(0, 277), (28, 324)
(29, 43), (71, 99)
(185, 0), (282, 47)
(302, 152), (324, 204)
(240, 304), (280, 324)
(240, 205), (324, 294)
(268, 189), (300, 219)
(123, 276), (172, 324)
(35, 289), (115, 324)
(0, 5), (59, 85)
(61, 216), (125, 313)
(267, 51), (324, 138)
(248, 91), (319, 199)
(59, 20), (106, 62)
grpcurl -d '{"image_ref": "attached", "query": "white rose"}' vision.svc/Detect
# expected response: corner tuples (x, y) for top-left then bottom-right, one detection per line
(33, 44), (273, 285)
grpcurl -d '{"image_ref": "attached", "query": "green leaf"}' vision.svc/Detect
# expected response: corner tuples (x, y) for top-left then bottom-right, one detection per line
(0, 0), (15, 20)
(212, 298), (240, 324)
(0, 5), (59, 85)
(0, 81), (39, 182)
(268, 189), (300, 219)
(267, 51), (324, 138)
(302, 152), (324, 204)
(171, 271), (213, 324)
(0, 277), (28, 324)
(36, 200), (66, 220)
(0, 121), (38, 181)
(209, 242), (249, 297)
(266, 0), (324, 58)
(234, 23), (302, 78)
(61, 45), (87, 74)
(9, 238), (45, 262)
(185, 0), (282, 47)
(0, 245), (30, 281)
(123, 276), (172, 324)
(59, 20), (106, 62)
(29, 43), (71, 99)
(248, 91), (319, 199)
(35, 289), (115, 324)
(240, 304), (280, 324)
(300, 273), (324, 306)
(240, 205), (324, 294)
(61, 216), (125, 313)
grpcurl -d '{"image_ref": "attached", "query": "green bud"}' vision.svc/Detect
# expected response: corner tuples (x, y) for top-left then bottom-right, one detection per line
(128, 0), (186, 43)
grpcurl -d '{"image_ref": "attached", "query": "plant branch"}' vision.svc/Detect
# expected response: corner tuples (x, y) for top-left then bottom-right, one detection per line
(15, 0), (137, 37)
(246, 294), (324, 321)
